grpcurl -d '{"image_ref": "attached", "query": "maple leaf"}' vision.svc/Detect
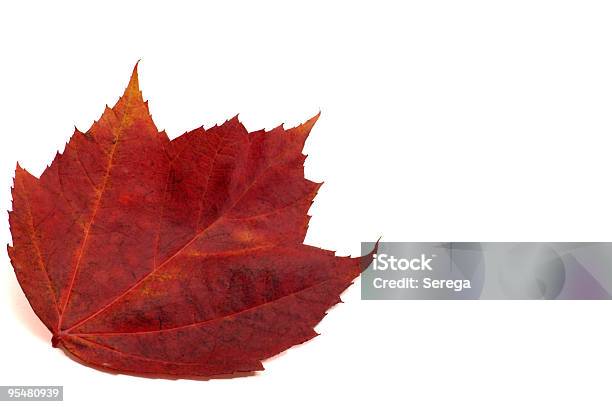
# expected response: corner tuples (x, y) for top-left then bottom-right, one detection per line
(8, 64), (373, 378)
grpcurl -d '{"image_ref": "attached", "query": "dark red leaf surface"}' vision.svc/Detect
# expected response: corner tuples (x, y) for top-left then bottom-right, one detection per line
(8, 64), (373, 378)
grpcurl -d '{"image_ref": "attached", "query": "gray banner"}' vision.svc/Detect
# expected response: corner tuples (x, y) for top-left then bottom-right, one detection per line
(361, 242), (612, 300)
(0, 386), (63, 401)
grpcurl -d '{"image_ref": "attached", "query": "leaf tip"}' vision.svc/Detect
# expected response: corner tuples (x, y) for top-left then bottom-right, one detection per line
(123, 60), (142, 98)
(14, 162), (28, 179)
(357, 239), (380, 272)
(290, 111), (321, 143)
(303, 111), (321, 130)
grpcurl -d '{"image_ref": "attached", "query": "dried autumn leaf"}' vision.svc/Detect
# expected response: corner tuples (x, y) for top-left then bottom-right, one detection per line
(8, 64), (373, 378)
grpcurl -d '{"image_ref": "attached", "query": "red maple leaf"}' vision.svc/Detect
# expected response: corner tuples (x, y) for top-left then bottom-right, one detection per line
(8, 64), (373, 378)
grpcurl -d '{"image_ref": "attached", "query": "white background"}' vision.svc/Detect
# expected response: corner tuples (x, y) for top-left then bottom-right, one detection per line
(2, 1), (612, 406)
